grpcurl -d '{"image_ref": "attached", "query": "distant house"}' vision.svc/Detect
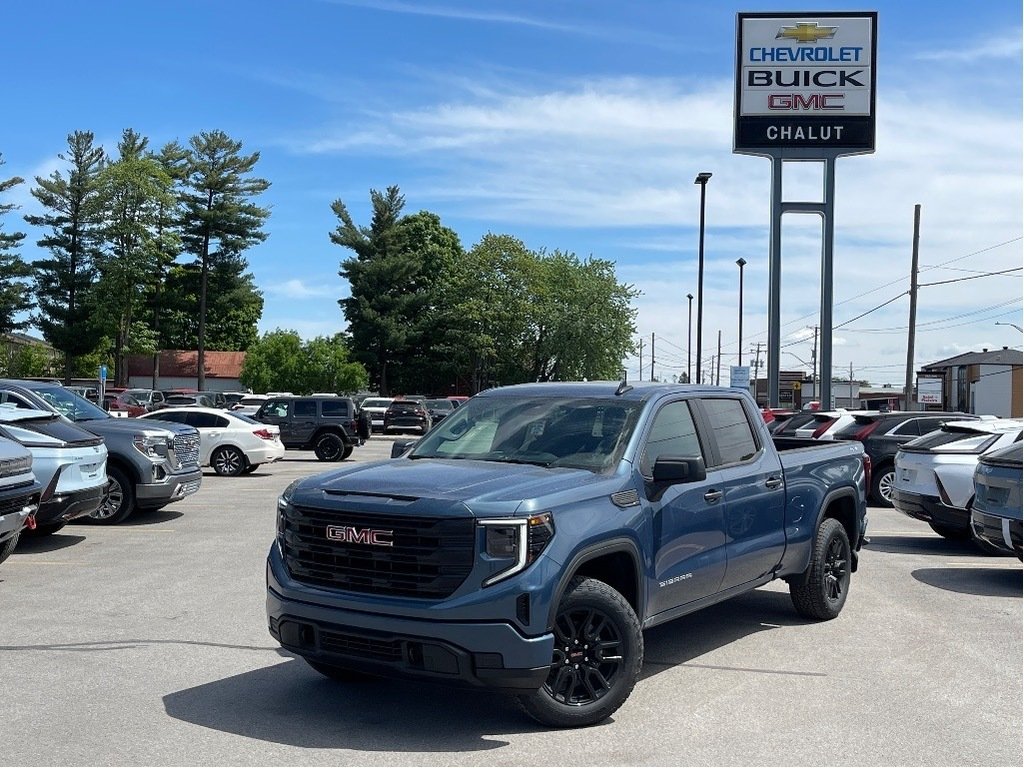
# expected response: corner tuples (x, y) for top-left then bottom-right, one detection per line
(126, 350), (247, 393)
(919, 347), (1022, 417)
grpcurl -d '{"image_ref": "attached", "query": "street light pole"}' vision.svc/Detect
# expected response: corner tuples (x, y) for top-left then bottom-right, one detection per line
(995, 321), (1024, 332)
(686, 293), (694, 384)
(736, 257), (746, 367)
(694, 172), (712, 387)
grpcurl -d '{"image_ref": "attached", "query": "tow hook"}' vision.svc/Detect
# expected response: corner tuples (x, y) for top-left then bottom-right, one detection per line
(25, 514), (37, 531)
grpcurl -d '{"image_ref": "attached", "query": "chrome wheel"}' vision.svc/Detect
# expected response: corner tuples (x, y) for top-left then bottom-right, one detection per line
(212, 447), (245, 476)
(93, 477), (123, 520)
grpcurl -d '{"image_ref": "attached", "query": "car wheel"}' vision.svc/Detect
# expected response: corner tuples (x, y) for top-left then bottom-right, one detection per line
(304, 658), (378, 682)
(212, 446), (246, 477)
(341, 444), (354, 460)
(314, 432), (344, 462)
(789, 517), (851, 620)
(928, 522), (971, 541)
(90, 466), (135, 525)
(241, 464), (259, 475)
(26, 522), (66, 537)
(0, 531), (20, 564)
(871, 463), (895, 507)
(517, 577), (643, 728)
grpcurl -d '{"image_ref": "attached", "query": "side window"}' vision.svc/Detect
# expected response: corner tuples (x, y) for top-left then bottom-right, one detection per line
(702, 398), (759, 466)
(155, 411), (188, 424)
(214, 416), (230, 428)
(893, 420), (921, 436)
(0, 392), (34, 409)
(185, 412), (221, 429)
(153, 391), (164, 403)
(293, 400), (316, 418)
(264, 399), (289, 418)
(320, 400), (350, 417)
(639, 401), (703, 477)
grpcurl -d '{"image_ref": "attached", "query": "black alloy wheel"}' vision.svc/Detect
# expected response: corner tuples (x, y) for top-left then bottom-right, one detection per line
(789, 517), (851, 620)
(314, 432), (345, 462)
(518, 577), (642, 728)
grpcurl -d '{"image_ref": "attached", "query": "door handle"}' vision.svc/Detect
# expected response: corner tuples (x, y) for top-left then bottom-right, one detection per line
(703, 489), (723, 503)
(765, 477), (783, 490)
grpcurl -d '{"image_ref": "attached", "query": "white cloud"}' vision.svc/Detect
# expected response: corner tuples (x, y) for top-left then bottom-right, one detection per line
(264, 279), (334, 299)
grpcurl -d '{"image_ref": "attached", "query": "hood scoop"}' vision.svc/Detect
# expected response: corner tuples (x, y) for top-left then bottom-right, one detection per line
(322, 489), (417, 505)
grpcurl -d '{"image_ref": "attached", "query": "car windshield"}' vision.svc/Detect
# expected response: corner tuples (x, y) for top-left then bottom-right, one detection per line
(424, 399), (453, 411)
(361, 399), (391, 408)
(409, 395), (642, 471)
(33, 386), (110, 421)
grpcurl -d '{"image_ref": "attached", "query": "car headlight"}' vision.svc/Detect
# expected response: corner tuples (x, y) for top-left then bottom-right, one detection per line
(479, 512), (555, 586)
(132, 432), (170, 459)
(276, 479), (301, 554)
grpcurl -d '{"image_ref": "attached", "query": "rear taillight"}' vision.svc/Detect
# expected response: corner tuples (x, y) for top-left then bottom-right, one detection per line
(851, 421), (880, 441)
(862, 454), (872, 496)
(811, 418), (838, 439)
(253, 429), (275, 440)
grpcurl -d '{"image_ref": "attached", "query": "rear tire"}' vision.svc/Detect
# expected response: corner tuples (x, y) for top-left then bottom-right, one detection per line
(314, 432), (345, 462)
(517, 577), (643, 728)
(871, 464), (895, 507)
(790, 518), (851, 620)
(212, 446), (246, 476)
(90, 466), (135, 525)
(304, 658), (378, 682)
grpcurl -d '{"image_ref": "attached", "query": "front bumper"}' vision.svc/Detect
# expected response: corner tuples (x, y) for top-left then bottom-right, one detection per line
(892, 489), (969, 531)
(971, 509), (1023, 558)
(266, 552), (553, 691)
(37, 483), (105, 526)
(136, 467), (203, 508)
(0, 494), (39, 544)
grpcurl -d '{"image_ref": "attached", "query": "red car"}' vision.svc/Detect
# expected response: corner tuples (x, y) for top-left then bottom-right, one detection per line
(103, 392), (147, 418)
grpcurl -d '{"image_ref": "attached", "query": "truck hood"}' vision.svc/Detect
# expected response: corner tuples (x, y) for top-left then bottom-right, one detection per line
(75, 416), (197, 438)
(292, 457), (612, 518)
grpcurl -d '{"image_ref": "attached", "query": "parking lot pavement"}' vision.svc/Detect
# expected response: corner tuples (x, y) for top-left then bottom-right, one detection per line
(1, 437), (1020, 766)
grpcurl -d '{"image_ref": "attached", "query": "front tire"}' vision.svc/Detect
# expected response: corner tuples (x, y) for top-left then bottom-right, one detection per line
(790, 517), (851, 620)
(517, 577), (643, 728)
(0, 531), (20, 565)
(212, 446), (246, 476)
(90, 466), (135, 525)
(871, 464), (895, 507)
(314, 432), (345, 462)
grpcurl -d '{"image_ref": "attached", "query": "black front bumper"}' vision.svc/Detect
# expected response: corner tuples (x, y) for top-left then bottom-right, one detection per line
(892, 490), (969, 531)
(971, 510), (1023, 558)
(269, 613), (548, 691)
(36, 484), (105, 526)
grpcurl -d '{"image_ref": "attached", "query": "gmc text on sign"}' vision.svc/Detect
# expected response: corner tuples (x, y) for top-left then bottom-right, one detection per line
(734, 12), (877, 155)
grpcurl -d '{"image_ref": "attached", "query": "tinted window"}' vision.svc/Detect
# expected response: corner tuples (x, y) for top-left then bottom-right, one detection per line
(639, 401), (703, 476)
(893, 420), (921, 436)
(263, 399), (290, 418)
(702, 398), (758, 465)
(183, 412), (220, 429)
(294, 400), (316, 417)
(150, 411), (188, 424)
(320, 399), (351, 417)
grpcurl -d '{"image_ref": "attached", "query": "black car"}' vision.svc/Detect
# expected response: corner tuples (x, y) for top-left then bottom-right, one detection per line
(255, 396), (368, 461)
(832, 411), (979, 506)
(383, 399), (432, 435)
(423, 398), (454, 425)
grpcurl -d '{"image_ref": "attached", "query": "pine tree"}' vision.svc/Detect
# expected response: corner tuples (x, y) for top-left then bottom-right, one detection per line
(0, 153), (33, 337)
(25, 131), (105, 381)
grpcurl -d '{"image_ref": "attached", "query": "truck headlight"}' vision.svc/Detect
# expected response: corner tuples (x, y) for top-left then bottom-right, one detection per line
(132, 432), (169, 460)
(276, 479), (301, 554)
(480, 513), (555, 586)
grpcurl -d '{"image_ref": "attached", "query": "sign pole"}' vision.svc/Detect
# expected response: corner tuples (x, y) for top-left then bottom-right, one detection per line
(819, 156), (836, 411)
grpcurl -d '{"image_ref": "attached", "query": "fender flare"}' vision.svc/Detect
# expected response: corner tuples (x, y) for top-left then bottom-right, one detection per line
(788, 485), (863, 584)
(547, 537), (646, 628)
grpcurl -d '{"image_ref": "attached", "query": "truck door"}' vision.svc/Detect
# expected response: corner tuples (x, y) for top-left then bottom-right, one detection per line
(639, 399), (727, 616)
(291, 399), (318, 445)
(694, 396), (786, 590)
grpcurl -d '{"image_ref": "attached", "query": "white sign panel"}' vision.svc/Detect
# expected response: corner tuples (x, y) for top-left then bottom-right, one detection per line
(730, 366), (751, 390)
(917, 377), (944, 405)
(735, 12), (877, 154)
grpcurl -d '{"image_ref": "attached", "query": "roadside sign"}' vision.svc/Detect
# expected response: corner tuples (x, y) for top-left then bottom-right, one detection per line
(730, 366), (751, 390)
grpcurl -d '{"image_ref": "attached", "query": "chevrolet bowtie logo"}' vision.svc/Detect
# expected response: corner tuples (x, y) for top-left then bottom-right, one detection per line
(776, 22), (838, 44)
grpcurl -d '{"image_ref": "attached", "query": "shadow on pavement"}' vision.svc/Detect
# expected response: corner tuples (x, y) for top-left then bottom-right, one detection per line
(865, 534), (981, 557)
(911, 567), (1022, 597)
(11, 532), (86, 553)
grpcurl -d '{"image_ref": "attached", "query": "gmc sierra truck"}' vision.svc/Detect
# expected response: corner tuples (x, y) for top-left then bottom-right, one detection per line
(267, 382), (869, 727)
(0, 436), (42, 565)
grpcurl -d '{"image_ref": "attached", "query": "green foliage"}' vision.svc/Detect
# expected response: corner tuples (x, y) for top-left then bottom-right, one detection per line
(25, 131), (106, 380)
(240, 330), (367, 395)
(158, 260), (263, 351)
(181, 130), (270, 387)
(0, 153), (33, 335)
(4, 343), (56, 378)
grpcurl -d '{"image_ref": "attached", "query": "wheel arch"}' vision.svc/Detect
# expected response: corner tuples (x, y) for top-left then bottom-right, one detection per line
(547, 538), (645, 628)
(212, 443), (250, 467)
(106, 455), (141, 489)
(815, 488), (861, 571)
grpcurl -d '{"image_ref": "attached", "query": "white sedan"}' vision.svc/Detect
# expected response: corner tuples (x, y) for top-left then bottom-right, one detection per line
(139, 407), (285, 476)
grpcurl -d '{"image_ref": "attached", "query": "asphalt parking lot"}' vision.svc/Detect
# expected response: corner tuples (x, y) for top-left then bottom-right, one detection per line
(2, 436), (1021, 766)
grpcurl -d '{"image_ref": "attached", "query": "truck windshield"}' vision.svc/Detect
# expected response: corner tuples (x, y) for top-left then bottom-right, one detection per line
(410, 396), (641, 471)
(32, 386), (111, 422)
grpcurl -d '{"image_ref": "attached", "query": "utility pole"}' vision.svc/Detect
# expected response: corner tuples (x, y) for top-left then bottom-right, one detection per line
(849, 361), (855, 408)
(650, 332), (655, 382)
(752, 342), (764, 404)
(904, 204), (921, 412)
(638, 337), (644, 382)
(810, 325), (819, 402)
(716, 330), (722, 386)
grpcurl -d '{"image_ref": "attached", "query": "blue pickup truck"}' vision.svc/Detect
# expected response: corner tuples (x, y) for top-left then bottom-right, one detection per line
(267, 382), (869, 727)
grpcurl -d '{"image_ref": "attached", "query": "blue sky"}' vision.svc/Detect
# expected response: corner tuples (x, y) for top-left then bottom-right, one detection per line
(4, 0), (1022, 386)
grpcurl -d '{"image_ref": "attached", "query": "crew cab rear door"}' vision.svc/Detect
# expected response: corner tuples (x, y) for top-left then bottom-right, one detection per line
(692, 395), (786, 590)
(639, 398), (727, 616)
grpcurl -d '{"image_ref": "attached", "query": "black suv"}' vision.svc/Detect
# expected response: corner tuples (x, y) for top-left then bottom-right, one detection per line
(832, 411), (979, 506)
(255, 396), (369, 461)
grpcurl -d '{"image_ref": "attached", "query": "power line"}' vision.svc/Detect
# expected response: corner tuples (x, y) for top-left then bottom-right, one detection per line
(918, 266), (1022, 288)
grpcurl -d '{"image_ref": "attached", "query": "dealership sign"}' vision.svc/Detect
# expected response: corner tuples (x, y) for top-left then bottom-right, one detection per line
(735, 12), (877, 154)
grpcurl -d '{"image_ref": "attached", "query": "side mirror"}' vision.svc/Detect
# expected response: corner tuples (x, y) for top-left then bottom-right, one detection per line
(652, 456), (706, 485)
(391, 439), (418, 458)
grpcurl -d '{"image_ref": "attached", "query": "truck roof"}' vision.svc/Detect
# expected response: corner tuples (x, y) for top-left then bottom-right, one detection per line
(475, 381), (738, 403)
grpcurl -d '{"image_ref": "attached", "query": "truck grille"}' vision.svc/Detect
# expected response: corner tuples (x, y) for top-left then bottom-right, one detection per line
(172, 432), (201, 468)
(281, 506), (475, 598)
(0, 489), (35, 517)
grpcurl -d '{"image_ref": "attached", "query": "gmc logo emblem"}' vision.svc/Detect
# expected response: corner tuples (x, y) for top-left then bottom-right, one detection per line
(326, 525), (394, 547)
